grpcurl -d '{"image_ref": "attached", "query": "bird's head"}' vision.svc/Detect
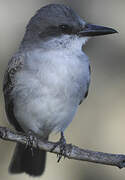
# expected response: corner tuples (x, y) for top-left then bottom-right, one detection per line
(21, 4), (117, 50)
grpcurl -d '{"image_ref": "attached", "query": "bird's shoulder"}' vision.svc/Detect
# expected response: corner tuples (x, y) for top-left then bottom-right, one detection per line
(3, 53), (24, 96)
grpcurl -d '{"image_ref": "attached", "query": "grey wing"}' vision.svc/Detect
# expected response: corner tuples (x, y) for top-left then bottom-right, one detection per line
(79, 65), (91, 105)
(3, 54), (24, 131)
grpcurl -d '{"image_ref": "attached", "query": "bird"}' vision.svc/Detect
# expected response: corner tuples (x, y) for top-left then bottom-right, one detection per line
(3, 3), (117, 177)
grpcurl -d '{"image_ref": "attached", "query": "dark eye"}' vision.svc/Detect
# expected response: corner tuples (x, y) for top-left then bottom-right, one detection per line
(59, 24), (71, 33)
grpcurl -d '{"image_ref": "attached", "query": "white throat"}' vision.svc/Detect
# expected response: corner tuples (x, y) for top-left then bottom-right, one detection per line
(41, 35), (89, 53)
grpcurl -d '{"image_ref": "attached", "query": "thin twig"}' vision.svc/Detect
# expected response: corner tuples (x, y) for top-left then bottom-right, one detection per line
(0, 126), (125, 169)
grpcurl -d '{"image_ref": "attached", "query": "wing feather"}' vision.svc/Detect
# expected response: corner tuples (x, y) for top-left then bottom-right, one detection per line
(79, 64), (91, 105)
(3, 54), (24, 131)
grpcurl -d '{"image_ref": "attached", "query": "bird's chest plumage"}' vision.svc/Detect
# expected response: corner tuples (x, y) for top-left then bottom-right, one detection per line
(12, 49), (90, 137)
(24, 49), (90, 103)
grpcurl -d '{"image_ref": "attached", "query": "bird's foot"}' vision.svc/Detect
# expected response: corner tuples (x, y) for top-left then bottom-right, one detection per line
(25, 130), (38, 156)
(51, 132), (67, 162)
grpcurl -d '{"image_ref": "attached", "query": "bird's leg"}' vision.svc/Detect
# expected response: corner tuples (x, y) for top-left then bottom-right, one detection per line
(51, 131), (67, 162)
(57, 132), (67, 162)
(25, 130), (39, 156)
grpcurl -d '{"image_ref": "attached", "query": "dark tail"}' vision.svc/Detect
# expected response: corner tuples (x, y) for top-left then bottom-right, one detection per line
(9, 143), (46, 176)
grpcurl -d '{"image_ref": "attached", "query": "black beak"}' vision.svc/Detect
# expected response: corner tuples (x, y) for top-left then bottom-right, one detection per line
(79, 23), (118, 37)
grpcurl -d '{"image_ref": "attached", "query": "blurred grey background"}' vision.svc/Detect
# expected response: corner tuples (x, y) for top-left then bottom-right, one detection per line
(0, 0), (125, 179)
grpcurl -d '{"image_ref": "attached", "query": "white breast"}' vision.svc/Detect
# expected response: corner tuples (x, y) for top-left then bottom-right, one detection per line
(12, 36), (90, 138)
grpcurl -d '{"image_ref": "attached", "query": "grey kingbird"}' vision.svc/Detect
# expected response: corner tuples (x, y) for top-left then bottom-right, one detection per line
(3, 3), (117, 176)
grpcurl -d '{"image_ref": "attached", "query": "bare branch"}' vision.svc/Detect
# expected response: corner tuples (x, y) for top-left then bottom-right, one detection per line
(0, 126), (125, 169)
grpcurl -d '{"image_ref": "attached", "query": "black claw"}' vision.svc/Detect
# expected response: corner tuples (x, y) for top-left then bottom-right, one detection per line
(25, 130), (38, 156)
(51, 132), (67, 162)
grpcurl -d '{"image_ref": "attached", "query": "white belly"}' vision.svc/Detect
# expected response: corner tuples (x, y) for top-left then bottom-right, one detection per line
(12, 49), (90, 138)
